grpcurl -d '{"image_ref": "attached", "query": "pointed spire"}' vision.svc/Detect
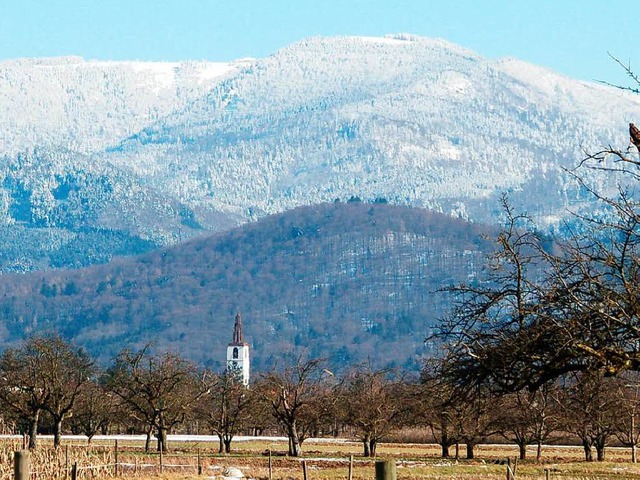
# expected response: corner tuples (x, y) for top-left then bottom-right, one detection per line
(232, 312), (243, 344)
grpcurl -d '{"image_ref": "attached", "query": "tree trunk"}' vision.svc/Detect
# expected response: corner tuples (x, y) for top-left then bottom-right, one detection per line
(287, 424), (301, 457)
(518, 441), (527, 460)
(217, 434), (224, 454)
(369, 438), (377, 457)
(157, 427), (168, 453)
(466, 442), (475, 460)
(595, 441), (606, 462)
(440, 442), (450, 458)
(53, 417), (63, 449)
(224, 436), (232, 454)
(582, 440), (593, 462)
(144, 429), (152, 453)
(362, 434), (371, 457)
(438, 429), (451, 458)
(28, 411), (39, 450)
(536, 441), (542, 462)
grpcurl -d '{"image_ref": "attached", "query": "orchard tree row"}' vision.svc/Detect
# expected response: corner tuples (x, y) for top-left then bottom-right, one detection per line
(1, 333), (639, 463)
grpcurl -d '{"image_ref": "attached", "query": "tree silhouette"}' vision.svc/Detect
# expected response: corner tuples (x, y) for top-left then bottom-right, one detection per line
(106, 346), (200, 452)
(0, 334), (94, 449)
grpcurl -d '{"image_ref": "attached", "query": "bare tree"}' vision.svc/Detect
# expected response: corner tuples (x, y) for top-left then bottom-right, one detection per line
(418, 363), (461, 459)
(611, 372), (640, 462)
(195, 369), (253, 453)
(255, 356), (333, 456)
(338, 365), (408, 457)
(41, 337), (94, 448)
(556, 371), (619, 461)
(106, 346), (200, 452)
(433, 64), (640, 389)
(0, 345), (49, 449)
(437, 196), (552, 391)
(453, 385), (503, 460)
(498, 383), (560, 461)
(0, 334), (94, 449)
(438, 150), (640, 390)
(69, 376), (117, 443)
(420, 393), (460, 458)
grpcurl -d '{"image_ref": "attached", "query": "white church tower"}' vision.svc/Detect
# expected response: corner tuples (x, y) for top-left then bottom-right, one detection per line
(226, 312), (250, 386)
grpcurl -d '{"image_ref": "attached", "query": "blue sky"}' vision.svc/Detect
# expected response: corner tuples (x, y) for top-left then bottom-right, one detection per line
(0, 0), (636, 84)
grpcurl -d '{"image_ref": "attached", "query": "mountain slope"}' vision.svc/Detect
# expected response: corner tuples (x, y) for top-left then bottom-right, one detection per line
(1, 35), (638, 271)
(0, 56), (244, 155)
(0, 202), (495, 372)
(0, 57), (247, 270)
(109, 34), (639, 225)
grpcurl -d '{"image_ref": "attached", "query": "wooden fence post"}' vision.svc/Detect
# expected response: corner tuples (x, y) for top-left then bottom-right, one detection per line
(197, 448), (202, 475)
(302, 460), (308, 480)
(348, 455), (353, 480)
(71, 462), (78, 480)
(114, 440), (119, 477)
(268, 449), (273, 480)
(65, 445), (69, 480)
(14, 450), (30, 480)
(375, 460), (396, 480)
(160, 448), (164, 474)
(506, 457), (518, 480)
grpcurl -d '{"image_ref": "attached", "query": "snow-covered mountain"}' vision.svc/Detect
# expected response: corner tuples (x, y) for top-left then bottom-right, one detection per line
(0, 56), (245, 154)
(1, 35), (639, 271)
(0, 56), (247, 270)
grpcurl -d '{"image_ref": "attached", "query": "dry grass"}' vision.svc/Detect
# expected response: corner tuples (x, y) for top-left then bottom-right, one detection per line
(4, 437), (640, 479)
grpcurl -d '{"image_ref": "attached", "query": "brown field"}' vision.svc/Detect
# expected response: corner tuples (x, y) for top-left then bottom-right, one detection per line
(4, 436), (640, 479)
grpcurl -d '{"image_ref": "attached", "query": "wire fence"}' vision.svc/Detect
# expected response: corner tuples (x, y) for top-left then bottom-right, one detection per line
(0, 441), (218, 479)
(0, 442), (348, 480)
(2, 439), (637, 480)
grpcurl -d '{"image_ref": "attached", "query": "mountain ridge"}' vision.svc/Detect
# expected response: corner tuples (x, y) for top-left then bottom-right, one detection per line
(0, 34), (637, 272)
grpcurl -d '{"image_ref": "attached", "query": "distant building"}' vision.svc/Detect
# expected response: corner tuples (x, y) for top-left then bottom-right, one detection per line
(226, 312), (250, 385)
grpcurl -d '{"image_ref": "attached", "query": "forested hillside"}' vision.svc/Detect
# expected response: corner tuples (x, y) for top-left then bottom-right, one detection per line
(0, 202), (496, 372)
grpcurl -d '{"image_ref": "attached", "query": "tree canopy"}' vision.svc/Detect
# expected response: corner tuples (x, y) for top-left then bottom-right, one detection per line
(437, 71), (640, 391)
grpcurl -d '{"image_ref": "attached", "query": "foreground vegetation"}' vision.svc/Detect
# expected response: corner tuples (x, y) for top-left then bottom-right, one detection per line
(5, 436), (640, 480)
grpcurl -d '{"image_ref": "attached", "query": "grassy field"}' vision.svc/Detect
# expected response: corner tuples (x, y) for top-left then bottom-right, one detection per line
(4, 436), (640, 479)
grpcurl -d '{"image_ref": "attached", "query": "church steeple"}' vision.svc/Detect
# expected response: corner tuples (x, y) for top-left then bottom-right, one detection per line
(227, 312), (250, 386)
(232, 312), (244, 344)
